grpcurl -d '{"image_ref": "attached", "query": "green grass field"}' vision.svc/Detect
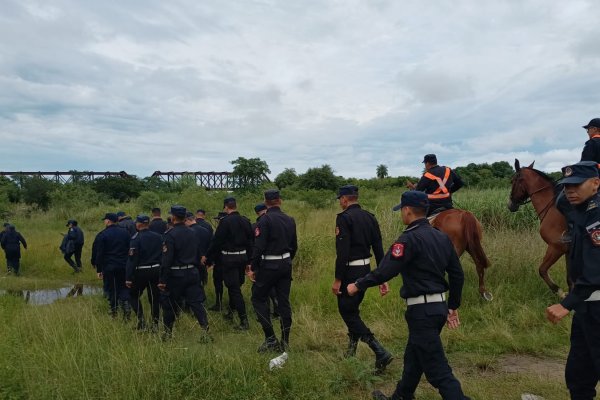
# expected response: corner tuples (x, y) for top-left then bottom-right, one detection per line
(0, 188), (575, 399)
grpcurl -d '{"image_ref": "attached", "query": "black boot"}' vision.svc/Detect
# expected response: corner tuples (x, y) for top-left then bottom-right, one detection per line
(344, 333), (359, 358)
(136, 318), (146, 331)
(371, 390), (390, 400)
(363, 335), (393, 374)
(257, 336), (281, 353)
(121, 300), (132, 322)
(234, 316), (249, 331)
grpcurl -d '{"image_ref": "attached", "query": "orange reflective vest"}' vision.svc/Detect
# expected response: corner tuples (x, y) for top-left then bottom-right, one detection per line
(423, 167), (451, 200)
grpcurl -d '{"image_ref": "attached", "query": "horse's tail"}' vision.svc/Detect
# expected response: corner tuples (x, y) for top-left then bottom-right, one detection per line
(462, 211), (490, 269)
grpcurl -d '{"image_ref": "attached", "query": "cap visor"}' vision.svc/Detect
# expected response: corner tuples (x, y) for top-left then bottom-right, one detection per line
(392, 203), (402, 211)
(558, 176), (588, 185)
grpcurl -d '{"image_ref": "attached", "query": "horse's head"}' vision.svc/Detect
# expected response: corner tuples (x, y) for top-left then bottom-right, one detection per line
(508, 159), (535, 212)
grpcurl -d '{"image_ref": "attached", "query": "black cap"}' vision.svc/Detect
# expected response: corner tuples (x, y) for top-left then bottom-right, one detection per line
(223, 197), (236, 206)
(337, 185), (359, 199)
(196, 209), (206, 214)
(558, 161), (599, 185)
(254, 203), (267, 213)
(66, 219), (77, 227)
(3, 222), (10, 227)
(583, 118), (600, 129)
(264, 189), (280, 201)
(214, 211), (227, 220)
(392, 191), (430, 211)
(422, 154), (437, 164)
(136, 214), (150, 224)
(116, 211), (126, 217)
(103, 213), (118, 222)
(169, 205), (187, 218)
(185, 211), (195, 219)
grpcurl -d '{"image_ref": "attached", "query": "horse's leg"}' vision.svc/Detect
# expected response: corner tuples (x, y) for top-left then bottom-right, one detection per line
(538, 245), (564, 294)
(467, 249), (493, 301)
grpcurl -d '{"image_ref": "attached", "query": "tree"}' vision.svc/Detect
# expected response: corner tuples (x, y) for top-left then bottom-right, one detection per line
(297, 165), (343, 191)
(230, 157), (271, 191)
(274, 168), (298, 189)
(93, 176), (144, 202)
(21, 176), (58, 210)
(376, 164), (389, 179)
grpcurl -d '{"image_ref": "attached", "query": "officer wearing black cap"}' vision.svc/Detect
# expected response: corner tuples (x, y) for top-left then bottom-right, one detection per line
(581, 118), (600, 164)
(1, 224), (27, 276)
(117, 211), (136, 237)
(184, 211), (212, 286)
(158, 205), (210, 342)
(95, 213), (132, 319)
(248, 189), (298, 352)
(207, 211), (228, 312)
(0, 223), (8, 272)
(63, 220), (84, 273)
(546, 161), (600, 399)
(206, 197), (253, 331)
(332, 185), (392, 372)
(149, 208), (168, 234)
(254, 203), (279, 319)
(347, 191), (469, 400)
(196, 209), (214, 236)
(411, 154), (464, 216)
(125, 215), (163, 331)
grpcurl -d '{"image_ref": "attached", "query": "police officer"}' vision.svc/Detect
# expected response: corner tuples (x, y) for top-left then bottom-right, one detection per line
(117, 211), (136, 237)
(248, 189), (297, 352)
(208, 212), (227, 312)
(0, 223), (8, 273)
(347, 191), (469, 400)
(411, 154), (464, 216)
(206, 197), (253, 331)
(158, 205), (210, 342)
(125, 215), (163, 331)
(254, 203), (279, 319)
(149, 207), (168, 234)
(332, 185), (392, 372)
(581, 118), (600, 163)
(0, 224), (27, 276)
(95, 213), (132, 319)
(185, 211), (212, 289)
(63, 220), (84, 273)
(196, 209), (214, 236)
(546, 161), (600, 399)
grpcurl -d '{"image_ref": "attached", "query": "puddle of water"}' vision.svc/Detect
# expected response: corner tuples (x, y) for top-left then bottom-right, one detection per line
(0, 284), (103, 305)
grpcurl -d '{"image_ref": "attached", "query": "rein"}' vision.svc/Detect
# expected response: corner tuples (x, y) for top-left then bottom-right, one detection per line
(512, 171), (558, 223)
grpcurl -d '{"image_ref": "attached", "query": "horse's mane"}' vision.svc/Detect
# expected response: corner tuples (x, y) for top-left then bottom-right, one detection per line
(525, 167), (556, 184)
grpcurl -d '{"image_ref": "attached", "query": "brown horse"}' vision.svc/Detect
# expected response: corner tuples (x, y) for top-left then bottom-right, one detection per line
(507, 159), (569, 295)
(430, 209), (493, 301)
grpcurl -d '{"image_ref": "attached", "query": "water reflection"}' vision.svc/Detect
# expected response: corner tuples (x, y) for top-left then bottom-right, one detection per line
(0, 284), (102, 305)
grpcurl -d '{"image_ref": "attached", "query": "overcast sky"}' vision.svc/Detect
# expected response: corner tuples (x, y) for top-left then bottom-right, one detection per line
(1, 1), (598, 179)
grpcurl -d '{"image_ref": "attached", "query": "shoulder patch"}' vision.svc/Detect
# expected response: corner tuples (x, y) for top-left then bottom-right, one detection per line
(391, 243), (404, 258)
(255, 227), (260, 237)
(590, 230), (600, 246)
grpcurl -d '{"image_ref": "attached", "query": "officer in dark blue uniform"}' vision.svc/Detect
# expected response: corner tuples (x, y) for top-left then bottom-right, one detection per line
(0, 224), (27, 276)
(158, 205), (210, 342)
(206, 197), (253, 331)
(208, 211), (227, 312)
(332, 185), (392, 372)
(95, 213), (132, 319)
(580, 118), (600, 163)
(248, 189), (297, 352)
(0, 223), (8, 273)
(125, 215), (163, 331)
(254, 203), (279, 319)
(547, 161), (600, 399)
(149, 208), (168, 234)
(117, 211), (136, 237)
(413, 154), (464, 216)
(347, 191), (469, 400)
(196, 209), (214, 236)
(63, 220), (84, 273)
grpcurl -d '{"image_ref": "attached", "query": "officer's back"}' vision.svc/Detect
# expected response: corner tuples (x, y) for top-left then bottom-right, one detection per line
(97, 222), (130, 267)
(255, 207), (297, 257)
(163, 222), (199, 268)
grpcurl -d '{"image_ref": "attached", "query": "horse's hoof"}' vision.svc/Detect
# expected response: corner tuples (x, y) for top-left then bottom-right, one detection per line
(481, 291), (493, 301)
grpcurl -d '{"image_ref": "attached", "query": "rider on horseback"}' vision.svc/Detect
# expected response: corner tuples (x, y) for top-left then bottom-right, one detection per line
(410, 154), (464, 216)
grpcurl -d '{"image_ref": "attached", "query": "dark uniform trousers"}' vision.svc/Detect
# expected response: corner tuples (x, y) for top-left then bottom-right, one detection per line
(222, 254), (247, 319)
(212, 263), (224, 305)
(130, 267), (160, 324)
(104, 265), (130, 313)
(566, 301), (600, 399)
(252, 259), (292, 343)
(393, 302), (468, 400)
(65, 244), (84, 270)
(161, 268), (208, 330)
(338, 264), (373, 338)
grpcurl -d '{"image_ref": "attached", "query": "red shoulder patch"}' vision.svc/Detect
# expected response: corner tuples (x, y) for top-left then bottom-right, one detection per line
(590, 229), (600, 246)
(391, 243), (404, 258)
(255, 227), (260, 237)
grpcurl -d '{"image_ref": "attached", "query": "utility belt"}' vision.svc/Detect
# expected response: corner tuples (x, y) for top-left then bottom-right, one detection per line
(221, 250), (246, 255)
(170, 264), (196, 270)
(347, 258), (370, 267)
(585, 290), (600, 302)
(262, 253), (291, 260)
(406, 293), (446, 306)
(137, 263), (160, 270)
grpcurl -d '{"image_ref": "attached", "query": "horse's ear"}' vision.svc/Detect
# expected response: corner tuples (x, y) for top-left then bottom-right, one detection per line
(514, 159), (520, 171)
(528, 161), (535, 168)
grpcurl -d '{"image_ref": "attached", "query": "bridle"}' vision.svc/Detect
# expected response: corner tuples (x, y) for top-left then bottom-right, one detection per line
(511, 169), (557, 222)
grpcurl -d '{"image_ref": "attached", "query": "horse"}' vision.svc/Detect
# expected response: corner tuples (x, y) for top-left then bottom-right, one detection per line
(430, 209), (493, 301)
(507, 159), (569, 296)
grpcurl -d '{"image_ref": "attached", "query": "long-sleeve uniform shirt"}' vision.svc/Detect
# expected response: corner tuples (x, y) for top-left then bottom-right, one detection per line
(67, 226), (85, 245)
(206, 212), (253, 265)
(335, 204), (384, 280)
(125, 229), (163, 281)
(355, 218), (465, 310)
(160, 223), (202, 284)
(1, 229), (27, 257)
(561, 192), (600, 311)
(415, 165), (464, 210)
(94, 224), (130, 272)
(250, 207), (297, 270)
(581, 136), (600, 164)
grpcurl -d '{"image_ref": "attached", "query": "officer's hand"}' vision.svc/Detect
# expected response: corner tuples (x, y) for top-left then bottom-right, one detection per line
(347, 283), (359, 296)
(97, 272), (103, 279)
(125, 281), (132, 288)
(546, 304), (569, 324)
(245, 265), (255, 282)
(331, 279), (342, 296)
(447, 309), (460, 330)
(406, 180), (415, 190)
(378, 282), (389, 297)
(201, 256), (207, 266)
(157, 283), (167, 291)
